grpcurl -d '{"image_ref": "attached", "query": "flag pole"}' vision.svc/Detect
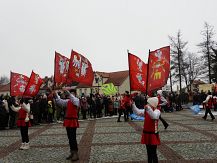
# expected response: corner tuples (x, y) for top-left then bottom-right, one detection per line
(53, 51), (57, 90)
(127, 49), (132, 94)
(145, 49), (151, 96)
(10, 71), (12, 96)
(65, 49), (73, 89)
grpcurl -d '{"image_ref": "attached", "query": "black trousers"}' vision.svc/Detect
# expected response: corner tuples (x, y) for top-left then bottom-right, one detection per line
(81, 109), (87, 119)
(117, 109), (123, 121)
(117, 109), (128, 121)
(66, 127), (78, 151)
(203, 108), (215, 119)
(159, 116), (168, 128)
(9, 113), (16, 128)
(146, 145), (158, 163)
(104, 105), (108, 116)
(20, 123), (29, 143)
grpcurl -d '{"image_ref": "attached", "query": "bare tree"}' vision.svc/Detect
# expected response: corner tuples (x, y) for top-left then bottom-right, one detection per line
(169, 30), (188, 92)
(0, 76), (9, 85)
(198, 22), (216, 83)
(185, 53), (204, 91)
(211, 47), (217, 82)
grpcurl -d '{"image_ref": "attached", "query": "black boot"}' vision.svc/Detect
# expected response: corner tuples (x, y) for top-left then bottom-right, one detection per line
(71, 151), (79, 161)
(164, 123), (169, 129)
(66, 151), (73, 160)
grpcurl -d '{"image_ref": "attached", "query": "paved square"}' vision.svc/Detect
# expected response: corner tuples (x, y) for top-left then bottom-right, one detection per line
(0, 109), (217, 162)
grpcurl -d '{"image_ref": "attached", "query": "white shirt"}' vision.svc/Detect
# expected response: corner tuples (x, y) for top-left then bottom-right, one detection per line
(11, 103), (30, 113)
(55, 90), (80, 108)
(132, 103), (161, 120)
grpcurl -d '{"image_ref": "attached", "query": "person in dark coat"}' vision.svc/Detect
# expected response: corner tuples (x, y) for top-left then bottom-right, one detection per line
(0, 97), (7, 130)
(8, 96), (17, 129)
(134, 93), (146, 109)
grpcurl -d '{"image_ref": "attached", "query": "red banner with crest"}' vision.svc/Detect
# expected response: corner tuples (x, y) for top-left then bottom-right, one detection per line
(54, 52), (70, 84)
(147, 46), (170, 92)
(23, 71), (43, 97)
(128, 53), (147, 92)
(10, 72), (29, 97)
(68, 50), (94, 86)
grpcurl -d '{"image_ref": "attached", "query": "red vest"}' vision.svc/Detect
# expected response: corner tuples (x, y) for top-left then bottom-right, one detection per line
(206, 98), (213, 109)
(141, 107), (160, 145)
(63, 100), (79, 128)
(17, 108), (31, 127)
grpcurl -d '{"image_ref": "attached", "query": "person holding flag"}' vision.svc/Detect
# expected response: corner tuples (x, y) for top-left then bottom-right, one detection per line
(11, 98), (31, 150)
(132, 96), (161, 163)
(53, 87), (80, 161)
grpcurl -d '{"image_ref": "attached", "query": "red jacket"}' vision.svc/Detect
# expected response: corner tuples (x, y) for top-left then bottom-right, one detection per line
(122, 95), (131, 109)
(17, 108), (31, 127)
(63, 100), (79, 128)
(141, 107), (160, 145)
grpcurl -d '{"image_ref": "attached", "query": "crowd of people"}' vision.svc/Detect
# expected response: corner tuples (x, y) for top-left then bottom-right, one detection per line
(1, 90), (216, 130)
(0, 89), (217, 162)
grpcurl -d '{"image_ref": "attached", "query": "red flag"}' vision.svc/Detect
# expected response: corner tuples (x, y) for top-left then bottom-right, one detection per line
(10, 72), (29, 97)
(23, 71), (43, 97)
(147, 46), (170, 92)
(54, 52), (70, 84)
(128, 53), (147, 92)
(68, 50), (94, 86)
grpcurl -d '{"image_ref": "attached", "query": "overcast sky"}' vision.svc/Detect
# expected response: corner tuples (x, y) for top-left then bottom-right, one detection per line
(0, 0), (217, 78)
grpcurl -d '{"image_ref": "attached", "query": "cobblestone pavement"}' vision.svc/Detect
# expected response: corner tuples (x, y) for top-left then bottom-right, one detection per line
(0, 109), (217, 163)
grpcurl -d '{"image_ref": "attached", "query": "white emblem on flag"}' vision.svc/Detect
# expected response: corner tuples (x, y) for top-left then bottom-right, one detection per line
(59, 57), (67, 74)
(29, 85), (36, 94)
(81, 59), (89, 77)
(137, 59), (143, 72)
(136, 73), (145, 86)
(19, 85), (26, 93)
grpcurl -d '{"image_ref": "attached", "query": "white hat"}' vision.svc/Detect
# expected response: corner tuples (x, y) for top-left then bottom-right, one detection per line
(157, 90), (162, 95)
(147, 97), (159, 108)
